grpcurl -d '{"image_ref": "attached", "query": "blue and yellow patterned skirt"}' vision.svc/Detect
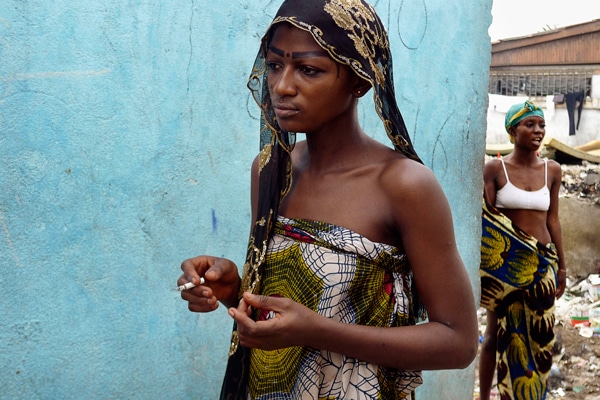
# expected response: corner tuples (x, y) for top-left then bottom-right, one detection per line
(480, 200), (558, 400)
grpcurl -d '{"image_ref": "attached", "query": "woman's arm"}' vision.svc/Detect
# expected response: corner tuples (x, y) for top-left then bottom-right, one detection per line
(384, 161), (479, 369)
(483, 158), (501, 205)
(546, 160), (566, 297)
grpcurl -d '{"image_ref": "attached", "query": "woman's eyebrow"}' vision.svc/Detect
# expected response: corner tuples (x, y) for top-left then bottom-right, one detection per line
(268, 45), (328, 59)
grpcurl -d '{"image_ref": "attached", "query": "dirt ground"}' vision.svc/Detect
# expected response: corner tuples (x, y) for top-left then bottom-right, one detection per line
(549, 322), (600, 399)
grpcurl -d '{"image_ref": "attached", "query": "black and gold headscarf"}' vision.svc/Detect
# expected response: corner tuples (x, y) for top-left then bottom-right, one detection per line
(221, 1), (422, 398)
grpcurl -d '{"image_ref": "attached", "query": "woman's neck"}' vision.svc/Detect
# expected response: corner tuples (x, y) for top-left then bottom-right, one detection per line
(300, 127), (373, 174)
(507, 147), (541, 166)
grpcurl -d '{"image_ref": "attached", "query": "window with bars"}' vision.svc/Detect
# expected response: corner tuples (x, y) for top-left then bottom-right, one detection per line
(488, 71), (592, 96)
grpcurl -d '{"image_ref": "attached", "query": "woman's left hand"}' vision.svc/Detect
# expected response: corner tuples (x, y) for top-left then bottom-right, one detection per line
(556, 270), (567, 299)
(228, 292), (316, 350)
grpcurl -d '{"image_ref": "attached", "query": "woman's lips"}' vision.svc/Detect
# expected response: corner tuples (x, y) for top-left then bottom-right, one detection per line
(274, 104), (299, 118)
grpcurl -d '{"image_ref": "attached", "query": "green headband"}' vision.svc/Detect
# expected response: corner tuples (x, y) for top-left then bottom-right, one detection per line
(505, 100), (544, 133)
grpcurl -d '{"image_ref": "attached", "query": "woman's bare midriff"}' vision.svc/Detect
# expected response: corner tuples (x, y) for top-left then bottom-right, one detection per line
(498, 208), (551, 245)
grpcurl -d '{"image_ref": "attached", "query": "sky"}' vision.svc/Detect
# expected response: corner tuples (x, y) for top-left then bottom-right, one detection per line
(488, 0), (600, 41)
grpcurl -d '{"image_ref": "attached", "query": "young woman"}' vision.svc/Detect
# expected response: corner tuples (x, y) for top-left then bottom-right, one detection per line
(178, 1), (478, 398)
(479, 100), (567, 400)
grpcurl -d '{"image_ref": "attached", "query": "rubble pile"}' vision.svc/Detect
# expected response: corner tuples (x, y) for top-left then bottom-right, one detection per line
(560, 162), (600, 204)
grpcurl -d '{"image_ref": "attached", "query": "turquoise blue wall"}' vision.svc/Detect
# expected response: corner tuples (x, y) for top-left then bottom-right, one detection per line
(0, 1), (490, 398)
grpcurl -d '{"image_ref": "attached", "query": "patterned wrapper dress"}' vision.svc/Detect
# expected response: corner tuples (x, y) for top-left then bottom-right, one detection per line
(480, 200), (559, 400)
(248, 217), (424, 400)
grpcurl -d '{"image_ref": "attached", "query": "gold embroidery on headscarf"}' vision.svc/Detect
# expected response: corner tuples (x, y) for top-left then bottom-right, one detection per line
(239, 212), (272, 296)
(324, 0), (389, 87)
(258, 144), (272, 173)
(228, 331), (239, 356)
(269, 15), (377, 89)
(231, 212), (272, 356)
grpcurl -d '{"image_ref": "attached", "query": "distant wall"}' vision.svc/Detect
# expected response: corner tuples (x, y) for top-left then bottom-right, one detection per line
(0, 1), (491, 398)
(487, 93), (600, 147)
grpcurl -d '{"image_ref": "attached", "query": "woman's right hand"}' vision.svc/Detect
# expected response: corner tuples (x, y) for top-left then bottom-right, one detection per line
(178, 256), (241, 312)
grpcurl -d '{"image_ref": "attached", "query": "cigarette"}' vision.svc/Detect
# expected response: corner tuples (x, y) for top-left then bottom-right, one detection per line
(177, 277), (205, 291)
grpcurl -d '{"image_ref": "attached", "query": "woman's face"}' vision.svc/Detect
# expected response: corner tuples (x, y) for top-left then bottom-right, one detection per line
(265, 24), (358, 134)
(510, 116), (546, 150)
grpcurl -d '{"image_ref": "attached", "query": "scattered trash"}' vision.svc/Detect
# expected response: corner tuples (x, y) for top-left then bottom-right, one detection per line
(560, 162), (600, 205)
(579, 326), (594, 338)
(547, 273), (600, 399)
(573, 385), (586, 393)
(571, 315), (590, 327)
(592, 307), (600, 334)
(550, 363), (562, 377)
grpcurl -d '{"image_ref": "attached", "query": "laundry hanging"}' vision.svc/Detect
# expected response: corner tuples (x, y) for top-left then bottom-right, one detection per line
(565, 91), (584, 135)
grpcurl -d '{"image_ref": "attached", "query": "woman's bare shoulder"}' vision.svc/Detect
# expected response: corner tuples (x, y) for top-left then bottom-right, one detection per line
(379, 157), (444, 202)
(546, 158), (562, 172)
(484, 157), (503, 169)
(546, 159), (563, 181)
